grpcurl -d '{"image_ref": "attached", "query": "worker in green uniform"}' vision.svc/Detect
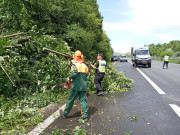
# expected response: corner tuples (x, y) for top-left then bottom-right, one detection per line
(163, 54), (169, 69)
(60, 50), (89, 122)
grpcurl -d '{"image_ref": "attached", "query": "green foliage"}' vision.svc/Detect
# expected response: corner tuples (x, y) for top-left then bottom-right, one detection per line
(88, 64), (134, 93)
(148, 40), (180, 57)
(72, 126), (86, 135)
(0, 31), (71, 134)
(0, 31), (71, 96)
(102, 65), (133, 93)
(169, 60), (180, 64)
(0, 38), (9, 54)
(51, 128), (63, 135)
(130, 115), (138, 121)
(0, 90), (68, 134)
(51, 126), (87, 135)
(0, 0), (113, 61)
(160, 49), (174, 57)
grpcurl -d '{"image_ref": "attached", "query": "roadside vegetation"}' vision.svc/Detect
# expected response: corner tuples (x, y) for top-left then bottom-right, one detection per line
(148, 40), (180, 64)
(0, 0), (133, 134)
(51, 126), (87, 135)
(152, 58), (180, 64)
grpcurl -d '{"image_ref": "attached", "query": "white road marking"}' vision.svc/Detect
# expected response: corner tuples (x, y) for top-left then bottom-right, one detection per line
(136, 68), (166, 95)
(28, 104), (66, 135)
(169, 104), (180, 117)
(127, 63), (180, 118)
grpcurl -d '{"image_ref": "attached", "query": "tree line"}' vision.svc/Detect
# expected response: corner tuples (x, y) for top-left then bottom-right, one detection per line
(148, 40), (180, 57)
(0, 0), (113, 96)
(0, 0), (113, 61)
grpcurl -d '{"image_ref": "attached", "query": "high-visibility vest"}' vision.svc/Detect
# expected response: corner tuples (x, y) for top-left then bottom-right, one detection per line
(72, 63), (88, 74)
(164, 56), (169, 61)
(98, 60), (106, 73)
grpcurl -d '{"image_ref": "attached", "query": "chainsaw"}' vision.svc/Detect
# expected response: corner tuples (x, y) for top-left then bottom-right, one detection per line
(54, 78), (71, 90)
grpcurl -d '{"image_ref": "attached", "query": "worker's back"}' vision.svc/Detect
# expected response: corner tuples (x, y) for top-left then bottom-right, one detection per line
(70, 63), (88, 91)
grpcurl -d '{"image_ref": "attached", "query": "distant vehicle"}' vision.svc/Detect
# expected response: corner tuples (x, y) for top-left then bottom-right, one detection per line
(111, 56), (119, 62)
(120, 55), (128, 62)
(131, 46), (152, 68)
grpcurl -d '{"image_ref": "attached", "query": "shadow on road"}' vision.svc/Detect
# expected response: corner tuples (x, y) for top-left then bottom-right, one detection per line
(136, 65), (150, 68)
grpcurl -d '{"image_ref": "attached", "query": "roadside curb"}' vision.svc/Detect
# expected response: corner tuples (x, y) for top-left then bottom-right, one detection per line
(27, 102), (65, 135)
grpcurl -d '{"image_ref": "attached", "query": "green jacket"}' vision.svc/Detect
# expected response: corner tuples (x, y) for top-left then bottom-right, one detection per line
(69, 65), (88, 91)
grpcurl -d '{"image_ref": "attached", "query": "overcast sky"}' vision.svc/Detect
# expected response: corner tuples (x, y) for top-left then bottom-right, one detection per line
(97, 0), (180, 54)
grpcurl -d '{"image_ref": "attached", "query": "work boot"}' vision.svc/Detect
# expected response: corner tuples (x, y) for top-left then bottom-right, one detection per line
(97, 91), (103, 96)
(83, 118), (89, 122)
(60, 109), (66, 119)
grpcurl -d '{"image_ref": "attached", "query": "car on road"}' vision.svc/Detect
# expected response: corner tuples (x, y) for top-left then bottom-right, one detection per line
(111, 56), (119, 62)
(120, 55), (128, 62)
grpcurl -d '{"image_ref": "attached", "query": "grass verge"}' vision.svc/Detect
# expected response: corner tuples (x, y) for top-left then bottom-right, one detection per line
(0, 90), (69, 134)
(152, 59), (180, 64)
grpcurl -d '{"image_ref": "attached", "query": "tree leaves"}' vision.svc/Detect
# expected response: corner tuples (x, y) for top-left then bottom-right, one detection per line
(149, 40), (180, 57)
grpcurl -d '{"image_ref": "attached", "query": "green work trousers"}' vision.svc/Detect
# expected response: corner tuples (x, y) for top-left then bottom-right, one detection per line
(64, 90), (88, 118)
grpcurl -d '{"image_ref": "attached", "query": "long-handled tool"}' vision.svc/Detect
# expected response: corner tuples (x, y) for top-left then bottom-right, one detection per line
(43, 47), (73, 59)
(1, 65), (16, 87)
(0, 56), (16, 87)
(42, 47), (91, 66)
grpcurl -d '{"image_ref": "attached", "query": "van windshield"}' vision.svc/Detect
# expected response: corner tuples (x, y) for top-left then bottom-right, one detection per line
(136, 50), (149, 55)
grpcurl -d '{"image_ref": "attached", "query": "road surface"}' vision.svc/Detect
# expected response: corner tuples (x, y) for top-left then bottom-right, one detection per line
(31, 60), (180, 135)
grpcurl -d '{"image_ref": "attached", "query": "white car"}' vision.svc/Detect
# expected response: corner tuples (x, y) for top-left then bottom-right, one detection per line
(120, 55), (128, 62)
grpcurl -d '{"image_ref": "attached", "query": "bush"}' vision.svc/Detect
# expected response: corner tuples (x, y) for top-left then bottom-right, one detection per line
(88, 64), (134, 93)
(0, 31), (71, 96)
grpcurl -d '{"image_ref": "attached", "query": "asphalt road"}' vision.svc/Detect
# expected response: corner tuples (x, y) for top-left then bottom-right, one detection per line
(38, 60), (180, 135)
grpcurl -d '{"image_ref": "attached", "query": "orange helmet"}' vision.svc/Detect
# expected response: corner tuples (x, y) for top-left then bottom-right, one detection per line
(73, 50), (83, 63)
(74, 50), (83, 58)
(75, 50), (82, 56)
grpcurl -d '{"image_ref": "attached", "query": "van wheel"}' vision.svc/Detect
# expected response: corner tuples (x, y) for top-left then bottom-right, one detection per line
(148, 63), (151, 68)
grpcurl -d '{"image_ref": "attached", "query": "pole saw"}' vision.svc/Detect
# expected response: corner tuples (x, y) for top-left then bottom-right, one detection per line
(0, 56), (16, 87)
(42, 47), (91, 89)
(43, 47), (91, 66)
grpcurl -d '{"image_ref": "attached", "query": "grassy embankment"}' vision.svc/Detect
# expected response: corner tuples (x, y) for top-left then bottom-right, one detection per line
(152, 59), (180, 64)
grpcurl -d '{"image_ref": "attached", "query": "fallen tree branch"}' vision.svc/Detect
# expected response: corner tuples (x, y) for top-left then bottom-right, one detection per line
(3, 44), (22, 49)
(18, 36), (32, 43)
(0, 32), (27, 39)
(42, 47), (91, 66)
(3, 55), (10, 59)
(43, 47), (73, 59)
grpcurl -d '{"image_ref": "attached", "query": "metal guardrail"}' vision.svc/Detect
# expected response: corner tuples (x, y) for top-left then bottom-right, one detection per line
(152, 57), (180, 61)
